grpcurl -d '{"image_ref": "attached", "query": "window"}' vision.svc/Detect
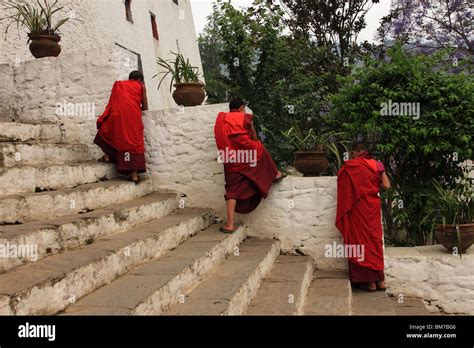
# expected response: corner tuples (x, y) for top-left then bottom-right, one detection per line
(125, 0), (133, 23)
(173, 0), (179, 5)
(150, 13), (159, 40)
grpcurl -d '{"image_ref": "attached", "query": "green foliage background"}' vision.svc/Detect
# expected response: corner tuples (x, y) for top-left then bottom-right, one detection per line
(198, 0), (474, 246)
(331, 46), (474, 245)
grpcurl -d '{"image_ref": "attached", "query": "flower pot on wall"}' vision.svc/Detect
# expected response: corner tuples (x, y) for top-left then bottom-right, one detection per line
(29, 34), (62, 58)
(294, 151), (329, 177)
(436, 223), (474, 253)
(172, 82), (206, 107)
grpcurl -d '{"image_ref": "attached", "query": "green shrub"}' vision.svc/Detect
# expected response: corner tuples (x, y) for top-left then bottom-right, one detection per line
(330, 45), (474, 245)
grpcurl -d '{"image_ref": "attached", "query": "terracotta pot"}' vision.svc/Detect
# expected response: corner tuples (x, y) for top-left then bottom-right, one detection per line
(29, 34), (61, 58)
(294, 151), (329, 177)
(172, 82), (206, 107)
(435, 223), (474, 253)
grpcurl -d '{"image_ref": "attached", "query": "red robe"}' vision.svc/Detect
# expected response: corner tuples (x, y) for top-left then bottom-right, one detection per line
(335, 153), (385, 283)
(214, 110), (278, 214)
(94, 80), (146, 174)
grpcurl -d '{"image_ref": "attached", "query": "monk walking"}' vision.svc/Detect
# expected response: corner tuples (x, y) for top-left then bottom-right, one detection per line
(214, 98), (285, 233)
(94, 70), (149, 184)
(335, 143), (391, 292)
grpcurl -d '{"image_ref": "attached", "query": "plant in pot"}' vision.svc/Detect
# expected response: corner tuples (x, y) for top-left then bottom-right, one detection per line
(1, 0), (71, 59)
(422, 175), (474, 255)
(153, 51), (206, 107)
(281, 123), (349, 176)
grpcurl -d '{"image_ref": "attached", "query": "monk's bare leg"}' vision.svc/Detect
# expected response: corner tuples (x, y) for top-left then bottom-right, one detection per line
(224, 199), (237, 230)
(376, 281), (386, 290)
(367, 282), (376, 291)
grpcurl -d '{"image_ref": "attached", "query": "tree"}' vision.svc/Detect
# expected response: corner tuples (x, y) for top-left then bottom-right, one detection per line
(378, 0), (473, 56)
(269, 0), (380, 65)
(198, 1), (338, 164)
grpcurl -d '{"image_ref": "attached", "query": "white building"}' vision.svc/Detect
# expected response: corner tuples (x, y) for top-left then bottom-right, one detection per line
(0, 0), (203, 110)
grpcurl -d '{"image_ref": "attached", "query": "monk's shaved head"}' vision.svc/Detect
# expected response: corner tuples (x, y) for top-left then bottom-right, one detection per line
(229, 97), (246, 111)
(129, 70), (144, 82)
(352, 142), (368, 153)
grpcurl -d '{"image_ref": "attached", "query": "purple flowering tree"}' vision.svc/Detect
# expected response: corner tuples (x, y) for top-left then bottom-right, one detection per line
(378, 0), (473, 55)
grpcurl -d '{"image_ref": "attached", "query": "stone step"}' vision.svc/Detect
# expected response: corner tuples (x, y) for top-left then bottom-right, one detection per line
(245, 255), (315, 315)
(0, 161), (116, 195)
(165, 238), (280, 316)
(304, 271), (352, 315)
(0, 142), (102, 167)
(389, 295), (436, 315)
(0, 178), (155, 224)
(62, 225), (248, 315)
(0, 122), (95, 145)
(0, 208), (214, 315)
(0, 192), (181, 273)
(351, 287), (397, 315)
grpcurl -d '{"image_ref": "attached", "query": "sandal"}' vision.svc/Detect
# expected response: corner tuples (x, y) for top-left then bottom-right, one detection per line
(219, 226), (237, 234)
(274, 173), (287, 184)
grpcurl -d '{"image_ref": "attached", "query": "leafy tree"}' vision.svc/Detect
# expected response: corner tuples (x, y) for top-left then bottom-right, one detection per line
(271, 0), (380, 63)
(378, 0), (473, 56)
(198, 0), (362, 165)
(330, 45), (474, 245)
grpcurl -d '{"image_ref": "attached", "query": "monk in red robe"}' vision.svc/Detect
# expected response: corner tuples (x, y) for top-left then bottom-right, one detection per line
(94, 70), (149, 184)
(214, 98), (285, 233)
(336, 143), (391, 292)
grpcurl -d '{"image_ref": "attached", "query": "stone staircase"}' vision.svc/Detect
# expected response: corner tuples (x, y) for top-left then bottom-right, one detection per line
(0, 121), (434, 316)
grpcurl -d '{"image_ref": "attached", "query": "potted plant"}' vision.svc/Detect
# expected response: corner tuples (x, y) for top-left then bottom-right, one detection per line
(422, 176), (474, 254)
(281, 123), (349, 176)
(153, 51), (206, 107)
(1, 0), (71, 59)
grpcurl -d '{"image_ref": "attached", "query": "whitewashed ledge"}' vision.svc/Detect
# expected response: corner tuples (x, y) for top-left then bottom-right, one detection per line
(385, 245), (474, 315)
(243, 176), (346, 271)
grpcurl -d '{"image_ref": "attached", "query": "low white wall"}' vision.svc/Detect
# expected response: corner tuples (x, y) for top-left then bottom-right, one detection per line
(143, 104), (344, 270)
(244, 177), (345, 270)
(143, 104), (227, 211)
(385, 246), (474, 315)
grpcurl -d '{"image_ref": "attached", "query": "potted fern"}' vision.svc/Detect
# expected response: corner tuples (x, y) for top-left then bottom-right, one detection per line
(281, 123), (349, 176)
(1, 0), (71, 58)
(422, 176), (474, 254)
(153, 51), (205, 107)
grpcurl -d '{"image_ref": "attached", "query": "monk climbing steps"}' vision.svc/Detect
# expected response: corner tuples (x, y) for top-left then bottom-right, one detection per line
(94, 70), (149, 184)
(214, 98), (286, 234)
(336, 143), (391, 292)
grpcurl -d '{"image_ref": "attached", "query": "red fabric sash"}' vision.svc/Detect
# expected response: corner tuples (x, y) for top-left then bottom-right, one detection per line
(335, 155), (384, 271)
(97, 80), (144, 154)
(214, 111), (264, 172)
